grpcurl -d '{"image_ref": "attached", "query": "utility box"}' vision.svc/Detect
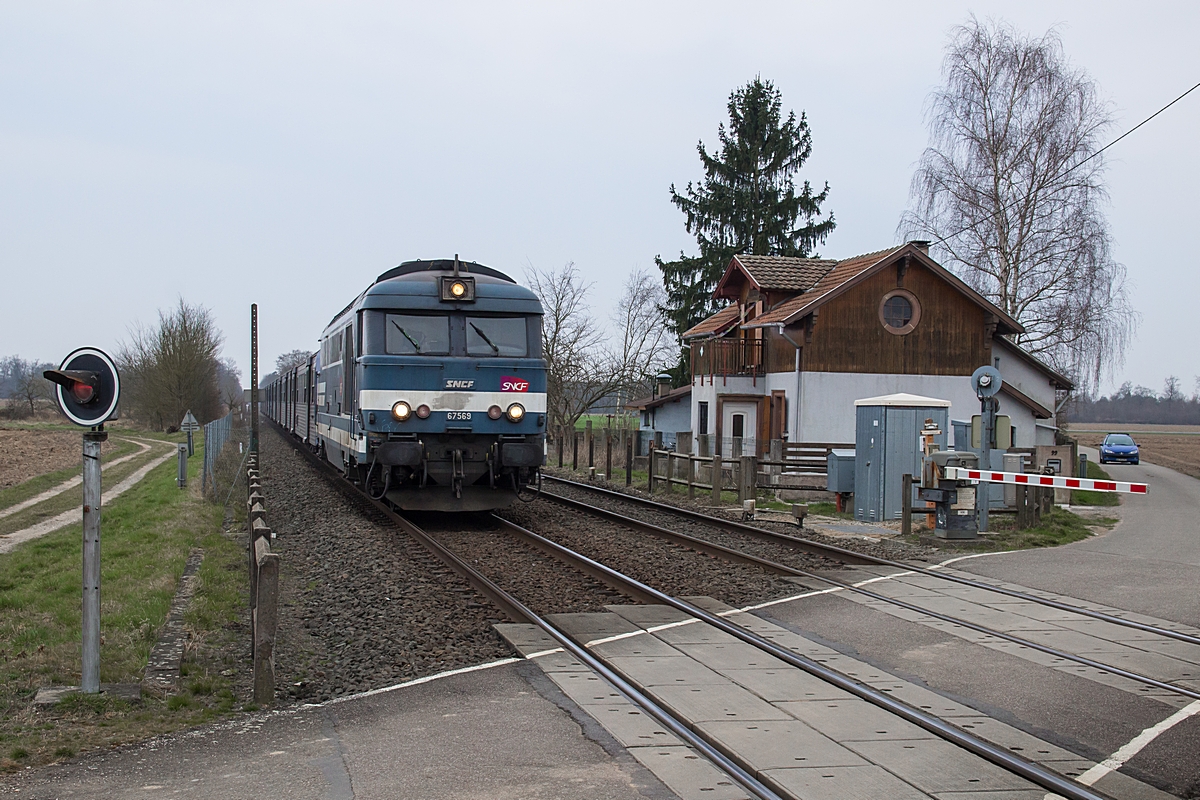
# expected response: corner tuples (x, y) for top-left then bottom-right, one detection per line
(1001, 452), (1028, 507)
(854, 394), (950, 522)
(826, 449), (856, 494)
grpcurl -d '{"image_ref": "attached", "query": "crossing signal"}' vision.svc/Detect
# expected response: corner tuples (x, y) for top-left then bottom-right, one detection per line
(44, 347), (121, 427)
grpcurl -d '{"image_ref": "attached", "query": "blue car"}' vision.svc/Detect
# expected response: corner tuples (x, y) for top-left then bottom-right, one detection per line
(1099, 433), (1140, 465)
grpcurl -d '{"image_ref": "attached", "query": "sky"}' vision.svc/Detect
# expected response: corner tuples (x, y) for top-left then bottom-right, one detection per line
(2, 2), (1197, 397)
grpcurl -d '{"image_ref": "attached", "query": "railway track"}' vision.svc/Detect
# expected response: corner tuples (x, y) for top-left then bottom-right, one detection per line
(278, 428), (1125, 799)
(542, 474), (1200, 648)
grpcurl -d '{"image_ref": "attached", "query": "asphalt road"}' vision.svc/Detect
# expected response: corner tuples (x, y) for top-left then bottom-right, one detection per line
(959, 452), (1200, 628)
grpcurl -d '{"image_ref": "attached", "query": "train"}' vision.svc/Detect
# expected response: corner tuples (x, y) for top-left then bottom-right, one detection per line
(262, 257), (547, 511)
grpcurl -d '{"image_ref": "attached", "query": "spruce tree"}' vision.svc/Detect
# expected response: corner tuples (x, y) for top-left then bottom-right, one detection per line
(657, 78), (835, 357)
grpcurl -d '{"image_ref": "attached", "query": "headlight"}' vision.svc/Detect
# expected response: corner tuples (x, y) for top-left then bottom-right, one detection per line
(392, 401), (412, 421)
(416, 404), (431, 419)
(450, 281), (467, 298)
(505, 403), (525, 422)
(487, 405), (503, 420)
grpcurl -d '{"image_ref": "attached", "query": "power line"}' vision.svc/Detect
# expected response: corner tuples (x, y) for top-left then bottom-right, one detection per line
(931, 79), (1200, 246)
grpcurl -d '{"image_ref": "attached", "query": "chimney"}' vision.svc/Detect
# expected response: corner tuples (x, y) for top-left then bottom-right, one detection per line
(656, 373), (672, 398)
(908, 239), (931, 254)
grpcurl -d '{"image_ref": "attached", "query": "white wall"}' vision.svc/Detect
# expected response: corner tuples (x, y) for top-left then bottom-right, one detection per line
(797, 371), (1040, 448)
(993, 341), (1057, 413)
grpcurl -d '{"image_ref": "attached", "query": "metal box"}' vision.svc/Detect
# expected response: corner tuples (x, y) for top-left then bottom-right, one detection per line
(826, 449), (856, 494)
(854, 393), (950, 522)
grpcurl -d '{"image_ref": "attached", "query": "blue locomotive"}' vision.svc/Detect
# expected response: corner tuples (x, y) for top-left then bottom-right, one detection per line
(264, 258), (547, 511)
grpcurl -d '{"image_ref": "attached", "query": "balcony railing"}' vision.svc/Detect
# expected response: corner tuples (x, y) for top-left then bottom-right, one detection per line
(692, 337), (764, 378)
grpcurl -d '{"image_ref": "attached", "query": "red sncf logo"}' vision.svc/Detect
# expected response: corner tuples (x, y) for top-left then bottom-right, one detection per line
(501, 376), (529, 392)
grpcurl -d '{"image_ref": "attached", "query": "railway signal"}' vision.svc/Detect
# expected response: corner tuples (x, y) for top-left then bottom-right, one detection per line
(42, 347), (121, 695)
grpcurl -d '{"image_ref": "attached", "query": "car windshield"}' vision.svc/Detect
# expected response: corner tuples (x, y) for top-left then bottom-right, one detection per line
(466, 317), (528, 357)
(385, 314), (450, 355)
(1106, 434), (1135, 446)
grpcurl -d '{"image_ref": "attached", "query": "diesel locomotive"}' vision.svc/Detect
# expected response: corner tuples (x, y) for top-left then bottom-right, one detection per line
(263, 258), (547, 511)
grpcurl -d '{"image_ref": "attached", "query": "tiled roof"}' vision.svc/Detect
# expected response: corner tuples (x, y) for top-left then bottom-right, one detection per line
(625, 384), (692, 411)
(681, 303), (740, 340)
(751, 246), (904, 326)
(733, 254), (837, 291)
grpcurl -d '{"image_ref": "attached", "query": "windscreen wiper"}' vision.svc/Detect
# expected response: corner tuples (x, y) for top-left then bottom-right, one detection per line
(469, 322), (500, 354)
(391, 320), (422, 353)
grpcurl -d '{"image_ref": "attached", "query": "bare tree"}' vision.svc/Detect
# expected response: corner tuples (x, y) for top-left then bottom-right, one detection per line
(1, 357), (54, 417)
(216, 357), (244, 414)
(610, 268), (676, 404)
(525, 262), (619, 434)
(900, 17), (1136, 391)
(275, 350), (311, 375)
(117, 299), (225, 430)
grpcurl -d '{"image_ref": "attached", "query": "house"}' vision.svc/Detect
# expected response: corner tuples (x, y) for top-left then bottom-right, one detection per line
(682, 242), (1073, 456)
(625, 374), (692, 451)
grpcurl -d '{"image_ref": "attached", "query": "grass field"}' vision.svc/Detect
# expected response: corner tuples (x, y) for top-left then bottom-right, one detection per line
(0, 434), (249, 773)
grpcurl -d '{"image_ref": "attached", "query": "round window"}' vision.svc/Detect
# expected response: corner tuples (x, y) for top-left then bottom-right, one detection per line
(879, 290), (920, 334)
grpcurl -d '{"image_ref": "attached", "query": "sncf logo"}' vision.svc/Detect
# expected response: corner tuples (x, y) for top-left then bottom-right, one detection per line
(445, 380), (474, 389)
(501, 376), (529, 392)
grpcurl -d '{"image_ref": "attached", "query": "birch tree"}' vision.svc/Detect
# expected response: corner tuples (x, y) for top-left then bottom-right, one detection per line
(900, 18), (1136, 390)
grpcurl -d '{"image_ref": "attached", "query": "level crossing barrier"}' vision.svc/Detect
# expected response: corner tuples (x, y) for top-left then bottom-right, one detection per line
(944, 467), (1148, 495)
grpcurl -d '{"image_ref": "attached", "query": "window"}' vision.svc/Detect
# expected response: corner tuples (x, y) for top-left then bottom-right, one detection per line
(385, 314), (450, 355)
(879, 289), (921, 334)
(732, 413), (744, 438)
(697, 401), (709, 435)
(466, 316), (528, 357)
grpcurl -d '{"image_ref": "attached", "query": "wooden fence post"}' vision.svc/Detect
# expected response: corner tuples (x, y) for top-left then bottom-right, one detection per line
(586, 420), (594, 468)
(557, 427), (564, 468)
(605, 434), (612, 482)
(648, 449), (657, 493)
(572, 430), (578, 471)
(901, 474), (913, 536)
(688, 455), (695, 500)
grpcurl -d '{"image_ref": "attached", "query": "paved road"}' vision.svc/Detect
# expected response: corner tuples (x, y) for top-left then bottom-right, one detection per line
(959, 453), (1200, 628)
(1, 661), (675, 799)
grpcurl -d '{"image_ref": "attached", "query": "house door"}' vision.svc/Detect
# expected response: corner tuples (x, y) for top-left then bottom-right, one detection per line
(722, 401), (757, 457)
(769, 391), (786, 441)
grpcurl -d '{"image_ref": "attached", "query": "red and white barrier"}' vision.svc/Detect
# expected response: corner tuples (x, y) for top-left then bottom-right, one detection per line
(943, 467), (1148, 495)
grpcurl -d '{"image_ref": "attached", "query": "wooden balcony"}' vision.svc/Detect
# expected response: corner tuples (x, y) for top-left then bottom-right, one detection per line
(692, 333), (798, 378)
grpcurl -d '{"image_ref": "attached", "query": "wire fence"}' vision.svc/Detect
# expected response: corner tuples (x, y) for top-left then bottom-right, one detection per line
(202, 410), (251, 504)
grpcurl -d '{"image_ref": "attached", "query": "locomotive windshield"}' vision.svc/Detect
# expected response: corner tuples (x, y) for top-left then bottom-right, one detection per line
(466, 316), (528, 357)
(385, 314), (450, 355)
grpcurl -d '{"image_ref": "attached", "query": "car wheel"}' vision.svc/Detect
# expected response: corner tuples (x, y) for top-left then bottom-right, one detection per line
(1133, 459), (1139, 465)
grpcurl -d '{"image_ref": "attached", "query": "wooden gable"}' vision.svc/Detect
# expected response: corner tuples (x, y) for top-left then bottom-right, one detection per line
(796, 259), (989, 376)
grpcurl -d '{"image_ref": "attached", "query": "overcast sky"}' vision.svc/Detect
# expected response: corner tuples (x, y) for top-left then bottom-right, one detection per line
(2, 2), (1197, 397)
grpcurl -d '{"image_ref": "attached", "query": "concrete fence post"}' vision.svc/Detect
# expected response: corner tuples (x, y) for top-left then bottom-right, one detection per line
(253, 539), (279, 706)
(738, 455), (756, 503)
(711, 454), (722, 504)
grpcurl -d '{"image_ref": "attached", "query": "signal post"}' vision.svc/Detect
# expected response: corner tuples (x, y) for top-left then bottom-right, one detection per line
(42, 348), (121, 695)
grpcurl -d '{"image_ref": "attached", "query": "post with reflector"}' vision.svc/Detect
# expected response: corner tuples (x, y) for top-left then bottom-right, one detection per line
(43, 347), (121, 695)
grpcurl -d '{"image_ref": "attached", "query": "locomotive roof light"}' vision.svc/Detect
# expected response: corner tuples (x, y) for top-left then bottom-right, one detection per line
(505, 402), (525, 422)
(439, 252), (476, 302)
(487, 405), (503, 420)
(44, 347), (121, 427)
(392, 401), (412, 421)
(416, 404), (431, 419)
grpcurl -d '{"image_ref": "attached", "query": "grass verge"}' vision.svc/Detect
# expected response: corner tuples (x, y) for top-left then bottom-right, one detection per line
(1071, 460), (1121, 507)
(0, 438), (249, 773)
(901, 507), (1117, 551)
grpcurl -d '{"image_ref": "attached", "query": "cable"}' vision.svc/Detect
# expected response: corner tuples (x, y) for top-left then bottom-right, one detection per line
(930, 79), (1200, 247)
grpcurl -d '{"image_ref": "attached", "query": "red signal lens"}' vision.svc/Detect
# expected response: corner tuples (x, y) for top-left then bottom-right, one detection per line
(70, 382), (95, 404)
(416, 404), (431, 419)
